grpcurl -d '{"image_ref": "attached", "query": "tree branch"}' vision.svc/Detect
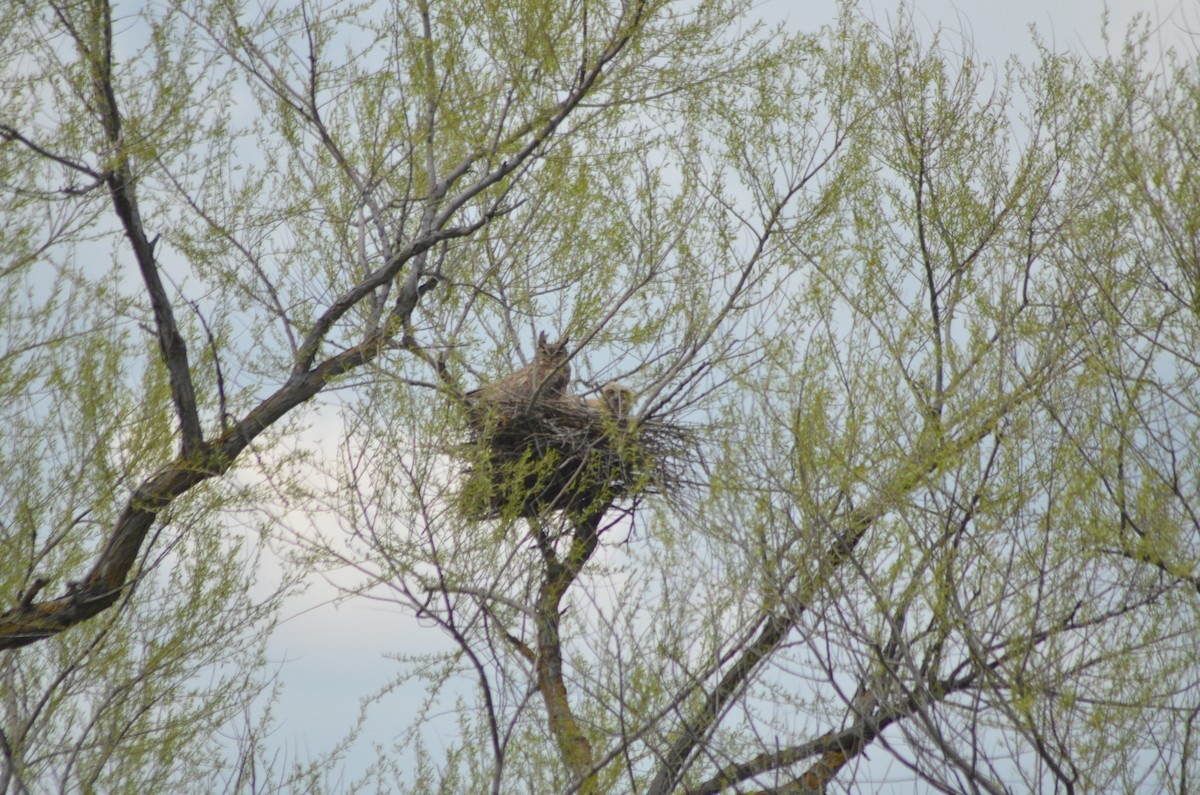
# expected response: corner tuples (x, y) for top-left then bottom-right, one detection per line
(0, 124), (104, 183)
(0, 317), (427, 649)
(84, 0), (204, 457)
(536, 508), (607, 793)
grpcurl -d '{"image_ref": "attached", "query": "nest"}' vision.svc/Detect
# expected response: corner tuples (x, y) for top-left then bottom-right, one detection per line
(456, 396), (691, 521)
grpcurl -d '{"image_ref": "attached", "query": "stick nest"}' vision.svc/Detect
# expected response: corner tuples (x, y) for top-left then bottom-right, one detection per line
(456, 397), (692, 521)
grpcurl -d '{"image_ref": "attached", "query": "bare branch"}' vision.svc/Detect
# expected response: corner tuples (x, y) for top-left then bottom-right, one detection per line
(0, 124), (104, 182)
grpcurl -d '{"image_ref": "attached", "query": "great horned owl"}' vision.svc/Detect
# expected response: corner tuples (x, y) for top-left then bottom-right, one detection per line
(584, 382), (634, 420)
(469, 331), (571, 406)
(601, 382), (634, 419)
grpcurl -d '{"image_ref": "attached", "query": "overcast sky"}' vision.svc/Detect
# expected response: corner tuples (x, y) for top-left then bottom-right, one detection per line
(763, 0), (1196, 62)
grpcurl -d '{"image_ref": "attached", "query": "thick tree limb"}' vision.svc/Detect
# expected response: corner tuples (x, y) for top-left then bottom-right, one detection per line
(82, 0), (205, 457)
(535, 508), (607, 794)
(107, 166), (205, 457)
(684, 717), (895, 795)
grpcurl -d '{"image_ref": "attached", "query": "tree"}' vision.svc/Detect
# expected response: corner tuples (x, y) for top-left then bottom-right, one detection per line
(2, 0), (1198, 792)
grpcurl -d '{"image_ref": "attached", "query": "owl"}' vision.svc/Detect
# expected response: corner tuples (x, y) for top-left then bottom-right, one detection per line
(469, 331), (571, 407)
(584, 382), (634, 420)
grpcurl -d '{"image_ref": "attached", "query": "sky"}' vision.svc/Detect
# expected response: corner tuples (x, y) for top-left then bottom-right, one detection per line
(762, 0), (1196, 62)
(259, 0), (1199, 789)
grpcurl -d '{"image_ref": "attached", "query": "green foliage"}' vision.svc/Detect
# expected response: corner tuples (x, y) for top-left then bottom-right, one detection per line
(0, 259), (288, 791)
(2, 0), (1199, 792)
